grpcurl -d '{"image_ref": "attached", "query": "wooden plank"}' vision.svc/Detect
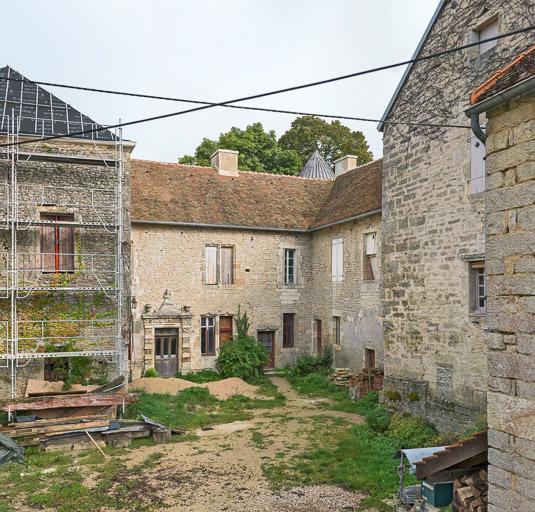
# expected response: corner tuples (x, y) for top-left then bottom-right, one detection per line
(1, 415), (108, 430)
(415, 432), (487, 480)
(0, 393), (137, 412)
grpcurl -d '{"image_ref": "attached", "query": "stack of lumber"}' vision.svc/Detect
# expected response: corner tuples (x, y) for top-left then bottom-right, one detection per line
(453, 469), (488, 512)
(329, 368), (352, 387)
(0, 415), (111, 447)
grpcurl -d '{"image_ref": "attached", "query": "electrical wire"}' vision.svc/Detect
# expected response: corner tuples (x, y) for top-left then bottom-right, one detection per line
(1, 25), (533, 147)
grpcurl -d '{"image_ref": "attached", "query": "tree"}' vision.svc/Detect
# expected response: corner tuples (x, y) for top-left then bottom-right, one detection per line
(179, 122), (302, 175)
(278, 116), (373, 168)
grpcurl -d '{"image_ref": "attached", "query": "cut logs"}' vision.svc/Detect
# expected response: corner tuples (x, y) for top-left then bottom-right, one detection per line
(453, 469), (488, 512)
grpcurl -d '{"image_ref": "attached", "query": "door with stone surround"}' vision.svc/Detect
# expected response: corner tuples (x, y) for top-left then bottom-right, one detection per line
(257, 330), (275, 369)
(154, 328), (178, 377)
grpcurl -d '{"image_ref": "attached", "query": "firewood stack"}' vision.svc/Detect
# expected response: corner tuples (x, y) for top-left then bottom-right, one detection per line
(453, 469), (488, 512)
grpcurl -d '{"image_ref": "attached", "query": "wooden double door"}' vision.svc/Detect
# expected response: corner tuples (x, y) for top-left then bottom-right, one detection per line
(154, 328), (179, 377)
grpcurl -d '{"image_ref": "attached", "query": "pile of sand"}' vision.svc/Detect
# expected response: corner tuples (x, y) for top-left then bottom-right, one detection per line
(129, 376), (267, 400)
(130, 377), (200, 394)
(205, 377), (263, 400)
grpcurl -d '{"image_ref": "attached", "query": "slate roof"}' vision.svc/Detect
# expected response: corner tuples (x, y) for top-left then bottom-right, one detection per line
(299, 150), (335, 180)
(131, 158), (382, 232)
(0, 65), (114, 141)
(471, 45), (535, 104)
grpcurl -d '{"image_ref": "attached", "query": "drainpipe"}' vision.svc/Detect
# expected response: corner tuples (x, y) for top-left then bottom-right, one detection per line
(470, 114), (486, 144)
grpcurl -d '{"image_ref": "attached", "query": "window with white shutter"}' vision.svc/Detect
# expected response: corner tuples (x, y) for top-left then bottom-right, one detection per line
(205, 245), (234, 285)
(331, 238), (343, 282)
(363, 232), (378, 281)
(205, 246), (218, 284)
(477, 17), (499, 54)
(470, 134), (486, 194)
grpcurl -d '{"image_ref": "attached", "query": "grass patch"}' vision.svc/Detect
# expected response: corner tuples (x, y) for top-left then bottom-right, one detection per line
(177, 369), (222, 383)
(125, 387), (253, 430)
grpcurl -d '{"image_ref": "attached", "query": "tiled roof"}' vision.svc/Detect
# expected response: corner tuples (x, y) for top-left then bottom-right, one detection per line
(0, 65), (115, 141)
(311, 159), (382, 229)
(471, 45), (535, 104)
(131, 158), (382, 231)
(299, 150), (335, 180)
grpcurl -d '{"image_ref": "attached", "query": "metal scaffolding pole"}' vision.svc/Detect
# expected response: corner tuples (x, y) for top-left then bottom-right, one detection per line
(1, 113), (126, 400)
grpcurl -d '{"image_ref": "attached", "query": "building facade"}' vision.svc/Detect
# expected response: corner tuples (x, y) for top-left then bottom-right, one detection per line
(0, 66), (133, 399)
(467, 46), (535, 512)
(130, 151), (384, 378)
(378, 0), (534, 431)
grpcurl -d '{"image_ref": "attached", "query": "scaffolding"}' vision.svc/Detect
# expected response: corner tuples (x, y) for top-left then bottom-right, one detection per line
(0, 112), (125, 399)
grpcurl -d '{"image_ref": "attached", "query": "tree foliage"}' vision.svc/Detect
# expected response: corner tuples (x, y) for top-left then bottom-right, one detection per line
(179, 122), (302, 175)
(278, 115), (372, 168)
(179, 116), (372, 175)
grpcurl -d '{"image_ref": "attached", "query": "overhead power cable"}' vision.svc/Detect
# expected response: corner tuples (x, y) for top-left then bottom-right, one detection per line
(1, 25), (533, 148)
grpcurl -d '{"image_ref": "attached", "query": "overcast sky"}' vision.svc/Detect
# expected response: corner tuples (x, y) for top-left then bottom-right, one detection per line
(6, 1), (439, 163)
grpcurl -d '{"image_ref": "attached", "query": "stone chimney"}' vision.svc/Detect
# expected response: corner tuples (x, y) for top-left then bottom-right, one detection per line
(334, 155), (358, 178)
(210, 149), (239, 176)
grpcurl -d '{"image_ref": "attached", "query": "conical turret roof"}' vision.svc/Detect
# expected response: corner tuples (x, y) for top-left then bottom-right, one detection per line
(299, 150), (334, 180)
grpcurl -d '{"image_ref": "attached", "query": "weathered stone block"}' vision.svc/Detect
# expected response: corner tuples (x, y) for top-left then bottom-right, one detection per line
(517, 161), (535, 183)
(517, 334), (535, 355)
(488, 463), (513, 489)
(488, 428), (511, 451)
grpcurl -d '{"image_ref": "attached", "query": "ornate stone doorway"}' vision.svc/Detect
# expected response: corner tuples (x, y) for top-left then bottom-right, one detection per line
(142, 290), (192, 375)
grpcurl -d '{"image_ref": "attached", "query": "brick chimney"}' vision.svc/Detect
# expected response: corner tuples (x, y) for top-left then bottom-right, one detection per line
(334, 155), (358, 178)
(211, 149), (239, 176)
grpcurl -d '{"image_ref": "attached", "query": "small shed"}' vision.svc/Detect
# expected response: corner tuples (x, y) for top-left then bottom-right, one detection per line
(414, 431), (488, 512)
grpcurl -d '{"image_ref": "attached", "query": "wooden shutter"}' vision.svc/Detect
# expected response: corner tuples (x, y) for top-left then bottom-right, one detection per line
(470, 134), (486, 193)
(331, 239), (343, 281)
(59, 216), (74, 271)
(220, 247), (234, 285)
(40, 224), (56, 272)
(365, 233), (377, 255)
(283, 313), (294, 348)
(219, 316), (233, 347)
(205, 246), (218, 284)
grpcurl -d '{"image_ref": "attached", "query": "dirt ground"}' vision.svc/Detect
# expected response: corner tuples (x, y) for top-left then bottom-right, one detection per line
(104, 377), (368, 512)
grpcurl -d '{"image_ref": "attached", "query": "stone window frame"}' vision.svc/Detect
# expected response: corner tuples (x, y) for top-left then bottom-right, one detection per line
(468, 13), (502, 61)
(281, 246), (298, 287)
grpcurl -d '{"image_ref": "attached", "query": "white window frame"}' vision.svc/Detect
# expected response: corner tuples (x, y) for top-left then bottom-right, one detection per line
(470, 261), (486, 314)
(204, 244), (234, 285)
(331, 238), (344, 282)
(283, 248), (296, 285)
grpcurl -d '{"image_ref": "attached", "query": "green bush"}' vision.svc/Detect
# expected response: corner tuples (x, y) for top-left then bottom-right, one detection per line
(216, 336), (269, 382)
(177, 369), (221, 383)
(289, 372), (338, 396)
(386, 413), (437, 449)
(176, 387), (216, 408)
(144, 368), (159, 378)
(286, 348), (333, 377)
(352, 391), (380, 417)
(366, 406), (391, 433)
(384, 390), (401, 401)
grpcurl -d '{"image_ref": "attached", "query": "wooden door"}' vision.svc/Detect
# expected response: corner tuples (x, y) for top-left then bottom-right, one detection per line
(314, 319), (322, 354)
(219, 316), (233, 347)
(365, 348), (376, 369)
(154, 328), (178, 377)
(257, 331), (275, 368)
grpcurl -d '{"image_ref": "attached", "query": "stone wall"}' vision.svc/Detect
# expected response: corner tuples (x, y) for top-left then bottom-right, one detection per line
(0, 136), (133, 399)
(130, 224), (312, 377)
(381, 0), (533, 431)
(484, 93), (535, 512)
(308, 213), (383, 373)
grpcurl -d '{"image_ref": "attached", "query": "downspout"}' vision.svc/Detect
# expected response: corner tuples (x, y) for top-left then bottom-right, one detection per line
(470, 114), (486, 144)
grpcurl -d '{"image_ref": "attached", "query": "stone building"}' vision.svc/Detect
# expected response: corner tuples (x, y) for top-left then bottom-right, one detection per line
(466, 46), (535, 512)
(130, 150), (383, 378)
(0, 66), (134, 399)
(378, 0), (534, 431)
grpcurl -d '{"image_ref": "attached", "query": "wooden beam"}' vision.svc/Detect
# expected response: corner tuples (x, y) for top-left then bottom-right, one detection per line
(0, 393), (137, 412)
